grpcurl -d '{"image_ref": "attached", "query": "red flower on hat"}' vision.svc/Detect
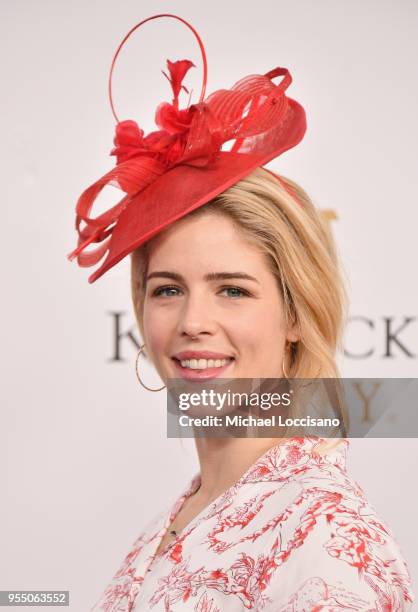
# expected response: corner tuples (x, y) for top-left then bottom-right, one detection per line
(111, 60), (198, 167)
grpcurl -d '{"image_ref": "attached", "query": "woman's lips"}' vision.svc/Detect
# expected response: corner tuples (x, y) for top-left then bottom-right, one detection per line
(171, 357), (234, 380)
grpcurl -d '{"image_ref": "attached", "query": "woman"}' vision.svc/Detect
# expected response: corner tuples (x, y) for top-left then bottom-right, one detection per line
(67, 14), (414, 611)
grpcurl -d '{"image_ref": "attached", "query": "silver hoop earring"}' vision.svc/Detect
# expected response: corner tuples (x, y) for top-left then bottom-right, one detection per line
(135, 344), (166, 392)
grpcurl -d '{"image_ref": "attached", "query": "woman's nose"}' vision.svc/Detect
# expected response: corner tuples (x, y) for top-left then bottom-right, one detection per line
(176, 293), (216, 338)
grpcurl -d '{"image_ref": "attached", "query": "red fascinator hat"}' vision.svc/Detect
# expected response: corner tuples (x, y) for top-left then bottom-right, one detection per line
(67, 14), (307, 283)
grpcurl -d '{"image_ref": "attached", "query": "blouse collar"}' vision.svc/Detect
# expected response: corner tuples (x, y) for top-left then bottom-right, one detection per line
(184, 436), (349, 500)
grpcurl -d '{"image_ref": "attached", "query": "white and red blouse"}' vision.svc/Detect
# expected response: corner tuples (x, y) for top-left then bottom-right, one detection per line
(91, 437), (414, 611)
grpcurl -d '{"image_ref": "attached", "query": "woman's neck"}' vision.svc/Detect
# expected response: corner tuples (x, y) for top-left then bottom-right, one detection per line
(192, 436), (285, 503)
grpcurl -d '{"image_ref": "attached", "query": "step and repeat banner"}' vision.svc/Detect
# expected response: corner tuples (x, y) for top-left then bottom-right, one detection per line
(3, 1), (417, 609)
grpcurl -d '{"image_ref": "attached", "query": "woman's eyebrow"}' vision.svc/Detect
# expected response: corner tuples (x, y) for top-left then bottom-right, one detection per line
(146, 271), (260, 284)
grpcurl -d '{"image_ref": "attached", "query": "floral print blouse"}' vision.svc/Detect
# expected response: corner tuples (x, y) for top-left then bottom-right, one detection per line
(91, 437), (414, 611)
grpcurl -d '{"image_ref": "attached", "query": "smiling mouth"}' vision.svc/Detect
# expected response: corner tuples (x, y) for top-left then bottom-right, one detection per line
(173, 357), (234, 370)
(171, 357), (235, 378)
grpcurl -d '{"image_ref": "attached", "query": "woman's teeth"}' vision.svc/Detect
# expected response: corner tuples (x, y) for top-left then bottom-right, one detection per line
(180, 358), (232, 369)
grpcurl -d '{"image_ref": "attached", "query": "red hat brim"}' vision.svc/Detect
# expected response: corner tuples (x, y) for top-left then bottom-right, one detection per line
(87, 97), (306, 283)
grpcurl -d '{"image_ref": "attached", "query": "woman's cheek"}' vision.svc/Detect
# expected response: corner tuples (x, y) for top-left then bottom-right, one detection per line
(152, 312), (174, 351)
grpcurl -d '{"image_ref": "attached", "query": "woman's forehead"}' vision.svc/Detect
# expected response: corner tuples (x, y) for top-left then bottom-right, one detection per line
(147, 213), (259, 261)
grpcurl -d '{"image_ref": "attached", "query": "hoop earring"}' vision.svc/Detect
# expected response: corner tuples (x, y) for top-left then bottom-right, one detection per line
(135, 344), (166, 392)
(282, 341), (292, 379)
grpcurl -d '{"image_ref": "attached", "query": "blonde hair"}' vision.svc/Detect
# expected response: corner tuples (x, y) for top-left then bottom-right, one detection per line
(131, 167), (348, 380)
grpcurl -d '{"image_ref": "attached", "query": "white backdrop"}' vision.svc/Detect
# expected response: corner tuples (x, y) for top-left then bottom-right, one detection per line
(2, 1), (417, 610)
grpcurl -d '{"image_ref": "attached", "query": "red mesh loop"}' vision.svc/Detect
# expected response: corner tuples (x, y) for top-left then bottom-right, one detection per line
(108, 14), (208, 123)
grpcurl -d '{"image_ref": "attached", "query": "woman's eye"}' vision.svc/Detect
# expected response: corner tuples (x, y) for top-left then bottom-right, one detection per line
(220, 286), (250, 298)
(151, 285), (250, 298)
(152, 285), (181, 297)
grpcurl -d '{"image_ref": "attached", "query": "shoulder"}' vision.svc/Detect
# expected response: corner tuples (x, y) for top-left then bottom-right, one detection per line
(255, 439), (414, 610)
